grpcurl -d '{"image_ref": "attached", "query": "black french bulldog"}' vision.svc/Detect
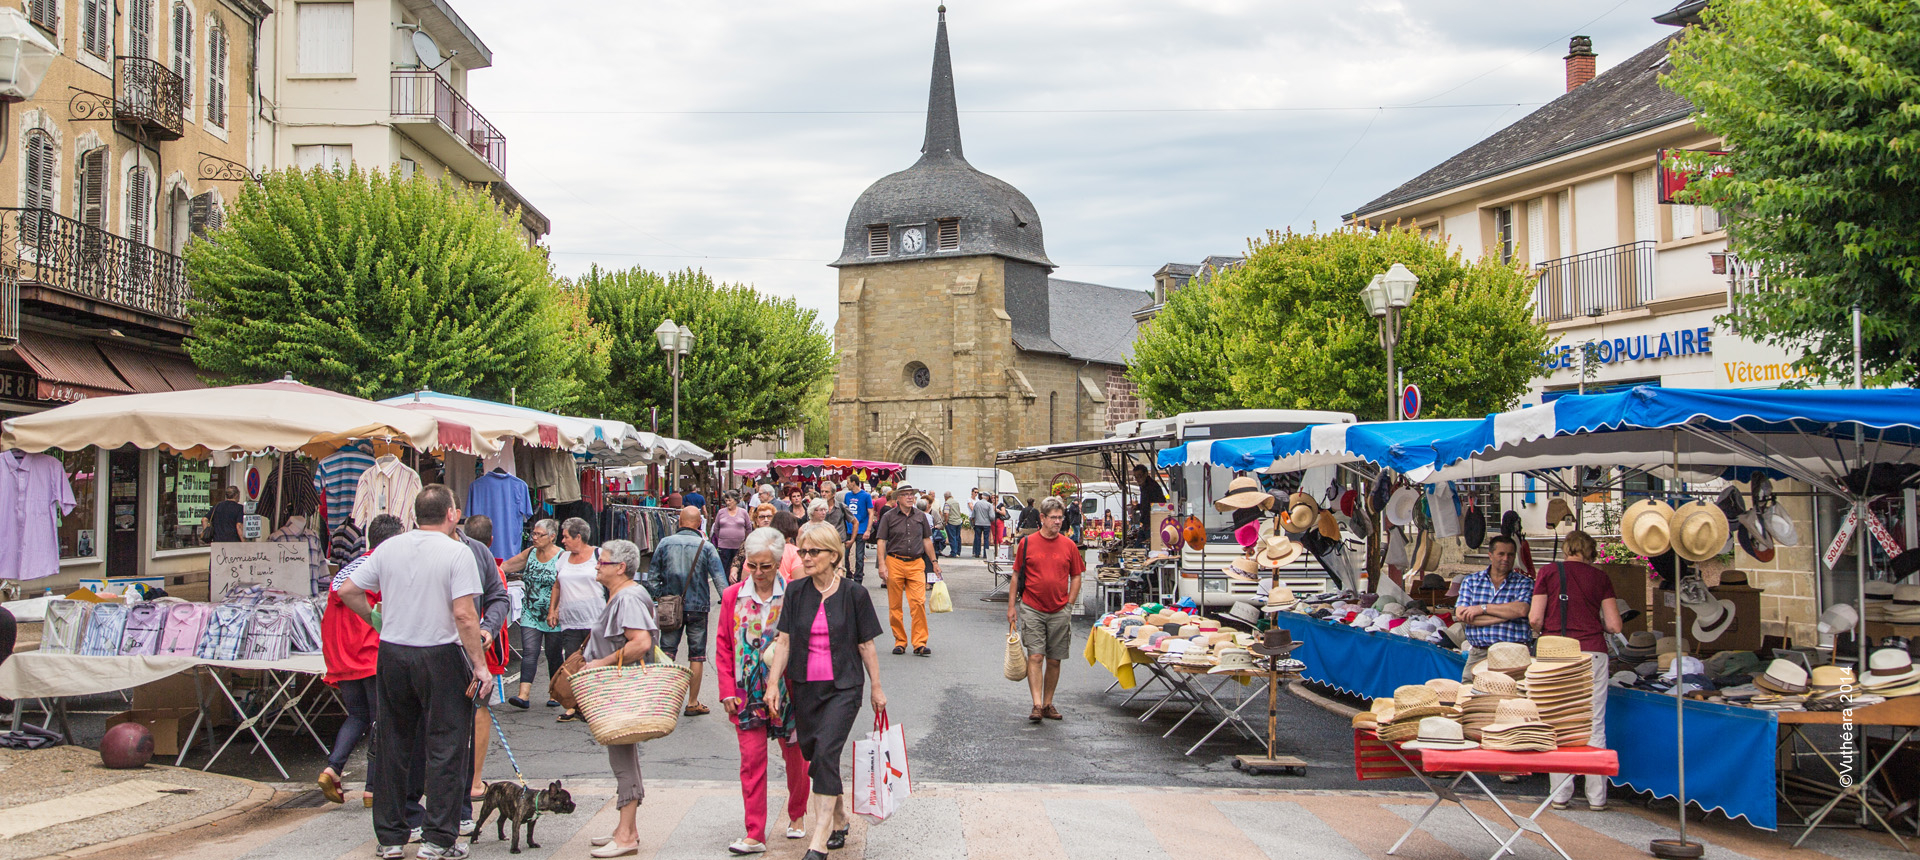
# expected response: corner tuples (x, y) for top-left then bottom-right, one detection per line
(473, 779), (575, 854)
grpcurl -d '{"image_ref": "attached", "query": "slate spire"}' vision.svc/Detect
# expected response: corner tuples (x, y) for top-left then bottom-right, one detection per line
(920, 6), (964, 162)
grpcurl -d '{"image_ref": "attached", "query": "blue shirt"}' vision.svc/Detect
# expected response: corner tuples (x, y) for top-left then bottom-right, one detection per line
(466, 471), (534, 559)
(848, 490), (873, 531)
(1456, 567), (1536, 649)
(644, 527), (729, 614)
(684, 491), (706, 510)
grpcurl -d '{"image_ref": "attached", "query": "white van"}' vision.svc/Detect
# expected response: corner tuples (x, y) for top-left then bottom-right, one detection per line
(1119, 409), (1357, 608)
(901, 466), (1022, 518)
(1077, 481), (1129, 521)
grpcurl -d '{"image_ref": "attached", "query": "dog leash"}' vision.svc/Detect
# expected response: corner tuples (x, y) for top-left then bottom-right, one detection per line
(484, 707), (529, 788)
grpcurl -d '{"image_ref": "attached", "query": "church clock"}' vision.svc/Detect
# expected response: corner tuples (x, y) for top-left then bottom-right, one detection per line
(899, 227), (925, 254)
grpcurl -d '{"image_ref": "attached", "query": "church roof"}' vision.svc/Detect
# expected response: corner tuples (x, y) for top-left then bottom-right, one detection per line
(1013, 278), (1152, 366)
(832, 9), (1052, 268)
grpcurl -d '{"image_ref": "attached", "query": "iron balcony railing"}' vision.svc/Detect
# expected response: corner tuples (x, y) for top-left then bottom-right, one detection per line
(1, 208), (191, 321)
(0, 260), (17, 346)
(1532, 240), (1657, 322)
(391, 71), (507, 176)
(116, 56), (186, 140)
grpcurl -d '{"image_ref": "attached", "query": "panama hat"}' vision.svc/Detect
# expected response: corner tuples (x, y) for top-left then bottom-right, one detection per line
(1209, 648), (1255, 674)
(1888, 584), (1920, 624)
(1544, 497), (1575, 529)
(1262, 589), (1299, 612)
(1284, 492), (1321, 533)
(1809, 665), (1855, 696)
(1225, 555), (1261, 583)
(1691, 597), (1737, 643)
(1215, 475), (1275, 512)
(1865, 648), (1920, 689)
(1620, 631), (1659, 659)
(1671, 501), (1731, 563)
(1483, 698), (1553, 732)
(1620, 499), (1676, 557)
(1471, 671), (1522, 698)
(887, 483), (920, 498)
(1755, 659), (1811, 695)
(1402, 717), (1479, 750)
(1470, 641), (1534, 680)
(1257, 534), (1304, 569)
(1385, 487), (1420, 527)
(1865, 581), (1897, 621)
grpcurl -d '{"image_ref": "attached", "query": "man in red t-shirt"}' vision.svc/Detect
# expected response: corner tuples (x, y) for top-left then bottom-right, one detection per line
(1009, 497), (1085, 723)
(1529, 529), (1623, 811)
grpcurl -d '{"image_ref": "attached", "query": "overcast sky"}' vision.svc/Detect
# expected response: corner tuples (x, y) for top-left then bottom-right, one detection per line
(454, 1), (1675, 325)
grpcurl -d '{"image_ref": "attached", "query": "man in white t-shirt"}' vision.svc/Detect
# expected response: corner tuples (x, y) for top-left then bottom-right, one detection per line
(339, 483), (490, 860)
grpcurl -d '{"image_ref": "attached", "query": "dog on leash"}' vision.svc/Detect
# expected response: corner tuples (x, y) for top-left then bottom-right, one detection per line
(473, 779), (576, 854)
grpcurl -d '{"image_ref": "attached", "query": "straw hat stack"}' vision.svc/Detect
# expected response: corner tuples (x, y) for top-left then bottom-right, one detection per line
(1479, 698), (1558, 752)
(1458, 671), (1522, 740)
(1378, 685), (1450, 744)
(1523, 635), (1595, 747)
(1424, 678), (1464, 708)
(1470, 641), (1533, 682)
(1351, 697), (1394, 731)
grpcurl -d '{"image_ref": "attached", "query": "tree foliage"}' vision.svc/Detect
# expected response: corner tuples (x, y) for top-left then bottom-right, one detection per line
(1666, 0), (1920, 385)
(1129, 227), (1549, 421)
(578, 266), (835, 454)
(184, 167), (607, 410)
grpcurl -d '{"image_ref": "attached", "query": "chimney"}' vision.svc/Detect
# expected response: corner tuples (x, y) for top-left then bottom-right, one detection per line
(1565, 36), (1597, 91)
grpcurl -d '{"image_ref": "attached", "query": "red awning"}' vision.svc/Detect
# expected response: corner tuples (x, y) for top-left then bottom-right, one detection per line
(11, 331), (133, 401)
(97, 344), (205, 392)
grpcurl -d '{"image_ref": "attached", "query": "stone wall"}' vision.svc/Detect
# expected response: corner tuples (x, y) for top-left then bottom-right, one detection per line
(1105, 368), (1142, 430)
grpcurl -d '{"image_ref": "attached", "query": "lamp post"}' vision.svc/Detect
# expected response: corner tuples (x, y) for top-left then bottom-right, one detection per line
(654, 318), (694, 491)
(1361, 263), (1419, 420)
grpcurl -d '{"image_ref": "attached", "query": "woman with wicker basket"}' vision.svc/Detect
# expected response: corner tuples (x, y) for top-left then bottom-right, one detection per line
(715, 527), (811, 855)
(764, 522), (886, 860)
(578, 539), (661, 858)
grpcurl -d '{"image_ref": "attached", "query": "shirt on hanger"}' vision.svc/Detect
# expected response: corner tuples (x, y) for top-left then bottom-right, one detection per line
(527, 448), (583, 504)
(467, 470), (534, 559)
(1, 451), (77, 580)
(350, 455), (424, 529)
(314, 441), (377, 534)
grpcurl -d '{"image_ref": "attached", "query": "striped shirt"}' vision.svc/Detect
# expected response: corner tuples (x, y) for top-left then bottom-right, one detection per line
(1456, 567), (1536, 649)
(314, 441), (377, 534)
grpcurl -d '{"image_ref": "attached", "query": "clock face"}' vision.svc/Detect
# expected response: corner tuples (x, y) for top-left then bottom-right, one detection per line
(900, 227), (925, 253)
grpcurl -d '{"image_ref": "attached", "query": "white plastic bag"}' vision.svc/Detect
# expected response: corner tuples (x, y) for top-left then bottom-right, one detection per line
(852, 711), (910, 823)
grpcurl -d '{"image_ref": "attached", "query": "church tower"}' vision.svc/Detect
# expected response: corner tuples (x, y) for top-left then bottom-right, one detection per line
(830, 7), (1147, 484)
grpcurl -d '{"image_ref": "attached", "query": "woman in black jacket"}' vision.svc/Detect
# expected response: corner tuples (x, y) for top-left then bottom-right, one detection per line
(764, 523), (886, 860)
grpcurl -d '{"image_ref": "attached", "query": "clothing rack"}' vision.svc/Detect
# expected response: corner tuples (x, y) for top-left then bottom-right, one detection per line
(605, 504), (682, 552)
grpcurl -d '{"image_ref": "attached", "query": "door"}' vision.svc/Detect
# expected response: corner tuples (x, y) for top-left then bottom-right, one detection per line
(107, 447), (141, 577)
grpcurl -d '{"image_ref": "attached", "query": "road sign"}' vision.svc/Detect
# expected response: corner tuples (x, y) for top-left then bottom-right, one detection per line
(1402, 384), (1422, 420)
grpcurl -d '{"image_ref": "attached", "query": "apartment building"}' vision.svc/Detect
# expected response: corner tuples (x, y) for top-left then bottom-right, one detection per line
(257, 0), (548, 243)
(0, 0), (268, 582)
(1346, 3), (1820, 642)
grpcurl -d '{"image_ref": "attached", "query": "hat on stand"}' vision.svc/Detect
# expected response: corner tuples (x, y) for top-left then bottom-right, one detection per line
(1223, 600), (1263, 628)
(1620, 631), (1659, 660)
(1262, 589), (1299, 613)
(1284, 492), (1321, 534)
(1225, 556), (1261, 583)
(1671, 501), (1731, 563)
(1257, 534), (1305, 570)
(1888, 584), (1920, 624)
(1214, 475), (1276, 512)
(1620, 499), (1676, 557)
(1249, 628), (1299, 656)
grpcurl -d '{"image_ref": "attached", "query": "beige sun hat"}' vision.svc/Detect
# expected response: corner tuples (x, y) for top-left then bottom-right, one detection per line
(1225, 555), (1261, 582)
(1533, 635), (1587, 663)
(1469, 641), (1533, 679)
(1285, 492), (1321, 533)
(1670, 501), (1731, 563)
(1256, 535), (1304, 569)
(1214, 475), (1275, 512)
(1620, 498), (1676, 557)
(1388, 684), (1450, 722)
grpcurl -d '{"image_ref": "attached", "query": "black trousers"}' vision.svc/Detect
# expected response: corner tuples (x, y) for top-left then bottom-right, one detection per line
(373, 642), (473, 848)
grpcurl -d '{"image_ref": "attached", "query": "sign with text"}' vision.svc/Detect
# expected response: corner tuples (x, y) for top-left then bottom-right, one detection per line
(1824, 507), (1859, 569)
(209, 542), (311, 598)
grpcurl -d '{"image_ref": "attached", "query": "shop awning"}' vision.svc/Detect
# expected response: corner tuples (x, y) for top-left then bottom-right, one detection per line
(1262, 419), (1483, 476)
(997, 432), (1174, 466)
(96, 344), (205, 393)
(10, 331), (132, 401)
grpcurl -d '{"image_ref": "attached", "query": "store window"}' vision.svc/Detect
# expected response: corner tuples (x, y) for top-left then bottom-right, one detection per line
(57, 448), (100, 560)
(155, 452), (214, 551)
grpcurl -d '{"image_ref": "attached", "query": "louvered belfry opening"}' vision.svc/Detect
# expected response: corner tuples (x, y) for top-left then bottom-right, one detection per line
(868, 225), (890, 257)
(936, 218), (959, 251)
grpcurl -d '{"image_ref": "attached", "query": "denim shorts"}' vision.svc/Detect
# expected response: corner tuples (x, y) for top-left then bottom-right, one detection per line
(658, 609), (710, 663)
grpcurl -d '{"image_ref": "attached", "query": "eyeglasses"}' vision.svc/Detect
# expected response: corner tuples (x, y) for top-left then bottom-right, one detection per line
(595, 561), (624, 569)
(795, 547), (837, 559)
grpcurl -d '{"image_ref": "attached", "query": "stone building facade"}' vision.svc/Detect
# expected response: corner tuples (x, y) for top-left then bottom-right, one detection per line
(828, 9), (1147, 491)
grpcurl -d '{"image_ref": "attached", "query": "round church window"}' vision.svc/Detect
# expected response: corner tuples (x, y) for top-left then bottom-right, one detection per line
(907, 362), (931, 389)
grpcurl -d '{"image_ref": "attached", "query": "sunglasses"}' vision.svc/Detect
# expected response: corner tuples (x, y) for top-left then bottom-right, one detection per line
(795, 547), (837, 559)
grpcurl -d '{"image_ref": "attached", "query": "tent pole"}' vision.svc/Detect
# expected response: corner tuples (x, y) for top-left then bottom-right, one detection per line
(1652, 433), (1698, 859)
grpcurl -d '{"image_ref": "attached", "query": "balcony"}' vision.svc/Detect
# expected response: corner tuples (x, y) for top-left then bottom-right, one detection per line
(391, 71), (507, 182)
(1532, 241), (1656, 322)
(0, 260), (17, 347)
(1, 208), (191, 322)
(116, 56), (185, 141)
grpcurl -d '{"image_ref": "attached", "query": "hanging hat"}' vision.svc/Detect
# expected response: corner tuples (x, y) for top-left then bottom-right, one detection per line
(1691, 597), (1737, 643)
(1500, 509), (1523, 538)
(1256, 535), (1304, 569)
(1158, 516), (1182, 549)
(1620, 499), (1676, 557)
(1181, 515), (1207, 551)
(1413, 530), (1440, 572)
(1544, 497), (1575, 529)
(1384, 528), (1410, 569)
(1282, 492), (1320, 533)
(1214, 475), (1276, 512)
(1670, 501), (1730, 563)
(1317, 510), (1341, 541)
(1385, 487), (1420, 527)
(1225, 556), (1261, 583)
(1368, 479), (1393, 516)
(1463, 503), (1486, 550)
(1765, 506), (1800, 547)
(1338, 488), (1361, 518)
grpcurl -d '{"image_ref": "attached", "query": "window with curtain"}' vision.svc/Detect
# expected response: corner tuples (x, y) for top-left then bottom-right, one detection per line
(171, 3), (193, 115)
(296, 3), (354, 75)
(206, 19), (228, 127)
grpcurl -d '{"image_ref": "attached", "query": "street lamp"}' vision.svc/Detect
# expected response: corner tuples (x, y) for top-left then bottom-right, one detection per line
(1361, 264), (1419, 420)
(653, 319), (694, 438)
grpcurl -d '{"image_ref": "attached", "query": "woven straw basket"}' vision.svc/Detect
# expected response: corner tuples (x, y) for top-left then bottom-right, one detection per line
(1004, 624), (1028, 682)
(571, 661), (693, 745)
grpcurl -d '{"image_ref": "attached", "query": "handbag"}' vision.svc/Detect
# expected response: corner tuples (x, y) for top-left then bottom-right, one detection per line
(1003, 621), (1028, 681)
(572, 646), (692, 745)
(550, 646), (588, 712)
(655, 594), (685, 632)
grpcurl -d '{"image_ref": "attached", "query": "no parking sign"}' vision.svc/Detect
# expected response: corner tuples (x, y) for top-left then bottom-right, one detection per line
(1402, 384), (1422, 420)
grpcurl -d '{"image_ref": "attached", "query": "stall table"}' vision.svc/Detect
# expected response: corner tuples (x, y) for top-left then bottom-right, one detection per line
(1267, 611), (1466, 699)
(1776, 695), (1920, 849)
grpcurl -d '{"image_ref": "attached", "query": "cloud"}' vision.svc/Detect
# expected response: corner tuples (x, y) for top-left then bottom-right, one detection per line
(454, 0), (1673, 322)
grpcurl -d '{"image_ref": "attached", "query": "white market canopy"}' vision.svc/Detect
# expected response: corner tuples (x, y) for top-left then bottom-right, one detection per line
(378, 391), (710, 465)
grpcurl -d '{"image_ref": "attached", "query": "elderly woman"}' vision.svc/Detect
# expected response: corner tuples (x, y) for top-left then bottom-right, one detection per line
(554, 517), (606, 723)
(764, 523), (885, 860)
(806, 498), (831, 527)
(711, 492), (753, 577)
(715, 528), (810, 854)
(501, 518), (568, 709)
(581, 539), (660, 858)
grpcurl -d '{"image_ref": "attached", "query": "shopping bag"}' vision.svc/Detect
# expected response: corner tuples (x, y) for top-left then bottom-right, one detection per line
(1004, 622), (1028, 682)
(852, 710), (908, 823)
(928, 580), (953, 614)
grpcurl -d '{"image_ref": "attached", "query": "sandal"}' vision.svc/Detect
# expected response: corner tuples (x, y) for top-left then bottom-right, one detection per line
(317, 769), (344, 804)
(685, 703), (711, 716)
(558, 710), (580, 723)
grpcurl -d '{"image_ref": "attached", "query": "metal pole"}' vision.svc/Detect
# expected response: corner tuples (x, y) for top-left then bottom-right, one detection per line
(1384, 312), (1399, 421)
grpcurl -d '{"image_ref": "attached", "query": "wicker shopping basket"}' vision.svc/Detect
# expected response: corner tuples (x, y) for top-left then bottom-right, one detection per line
(571, 653), (692, 745)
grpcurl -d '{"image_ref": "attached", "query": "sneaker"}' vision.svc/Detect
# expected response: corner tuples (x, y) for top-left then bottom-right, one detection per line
(728, 838), (767, 855)
(375, 846), (405, 860)
(408, 828), (423, 844)
(417, 843), (470, 860)
(460, 819), (476, 836)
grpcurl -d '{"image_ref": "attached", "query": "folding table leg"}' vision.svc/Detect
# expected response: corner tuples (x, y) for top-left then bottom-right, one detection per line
(201, 669), (290, 780)
(1469, 775), (1568, 860)
(1186, 677), (1265, 756)
(1791, 728), (1913, 851)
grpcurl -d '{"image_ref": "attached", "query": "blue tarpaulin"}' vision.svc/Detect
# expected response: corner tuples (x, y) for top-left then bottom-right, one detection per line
(1607, 687), (1778, 830)
(1266, 419), (1483, 477)
(1267, 612), (1467, 700)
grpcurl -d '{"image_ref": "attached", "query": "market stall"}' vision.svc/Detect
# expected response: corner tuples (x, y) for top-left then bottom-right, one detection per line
(731, 458), (904, 494)
(1267, 610), (1465, 700)
(999, 432), (1178, 606)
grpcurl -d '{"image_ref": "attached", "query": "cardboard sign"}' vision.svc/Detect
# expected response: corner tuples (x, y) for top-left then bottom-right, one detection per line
(209, 542), (311, 598)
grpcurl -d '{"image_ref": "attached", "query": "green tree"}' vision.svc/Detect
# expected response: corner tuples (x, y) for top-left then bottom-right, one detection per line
(578, 266), (835, 454)
(1129, 226), (1549, 421)
(1666, 0), (1920, 385)
(184, 167), (607, 410)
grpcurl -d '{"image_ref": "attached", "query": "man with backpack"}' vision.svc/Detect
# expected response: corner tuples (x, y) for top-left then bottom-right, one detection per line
(1008, 497), (1083, 722)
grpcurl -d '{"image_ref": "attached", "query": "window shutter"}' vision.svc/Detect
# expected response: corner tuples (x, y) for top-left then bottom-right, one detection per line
(296, 4), (354, 75)
(207, 24), (228, 126)
(1700, 207), (1722, 234)
(1672, 204), (1695, 240)
(80, 147), (107, 230)
(82, 0), (107, 57)
(1526, 198), (1546, 266)
(188, 194), (210, 237)
(936, 218), (959, 251)
(128, 168), (152, 245)
(26, 0), (56, 32)
(1556, 190), (1573, 257)
(867, 225), (889, 257)
(23, 132), (52, 211)
(130, 0), (153, 59)
(207, 200), (224, 231)
(1632, 169), (1656, 243)
(172, 4), (193, 110)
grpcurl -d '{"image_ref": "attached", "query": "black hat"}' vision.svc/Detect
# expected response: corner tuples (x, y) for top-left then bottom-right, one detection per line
(1463, 504), (1486, 550)
(1250, 628), (1299, 657)
(1419, 573), (1447, 591)
(1368, 479), (1392, 517)
(1893, 549), (1920, 579)
(1500, 510), (1523, 537)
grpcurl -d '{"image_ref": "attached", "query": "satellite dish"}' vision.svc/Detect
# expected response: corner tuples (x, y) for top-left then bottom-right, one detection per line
(409, 30), (445, 70)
